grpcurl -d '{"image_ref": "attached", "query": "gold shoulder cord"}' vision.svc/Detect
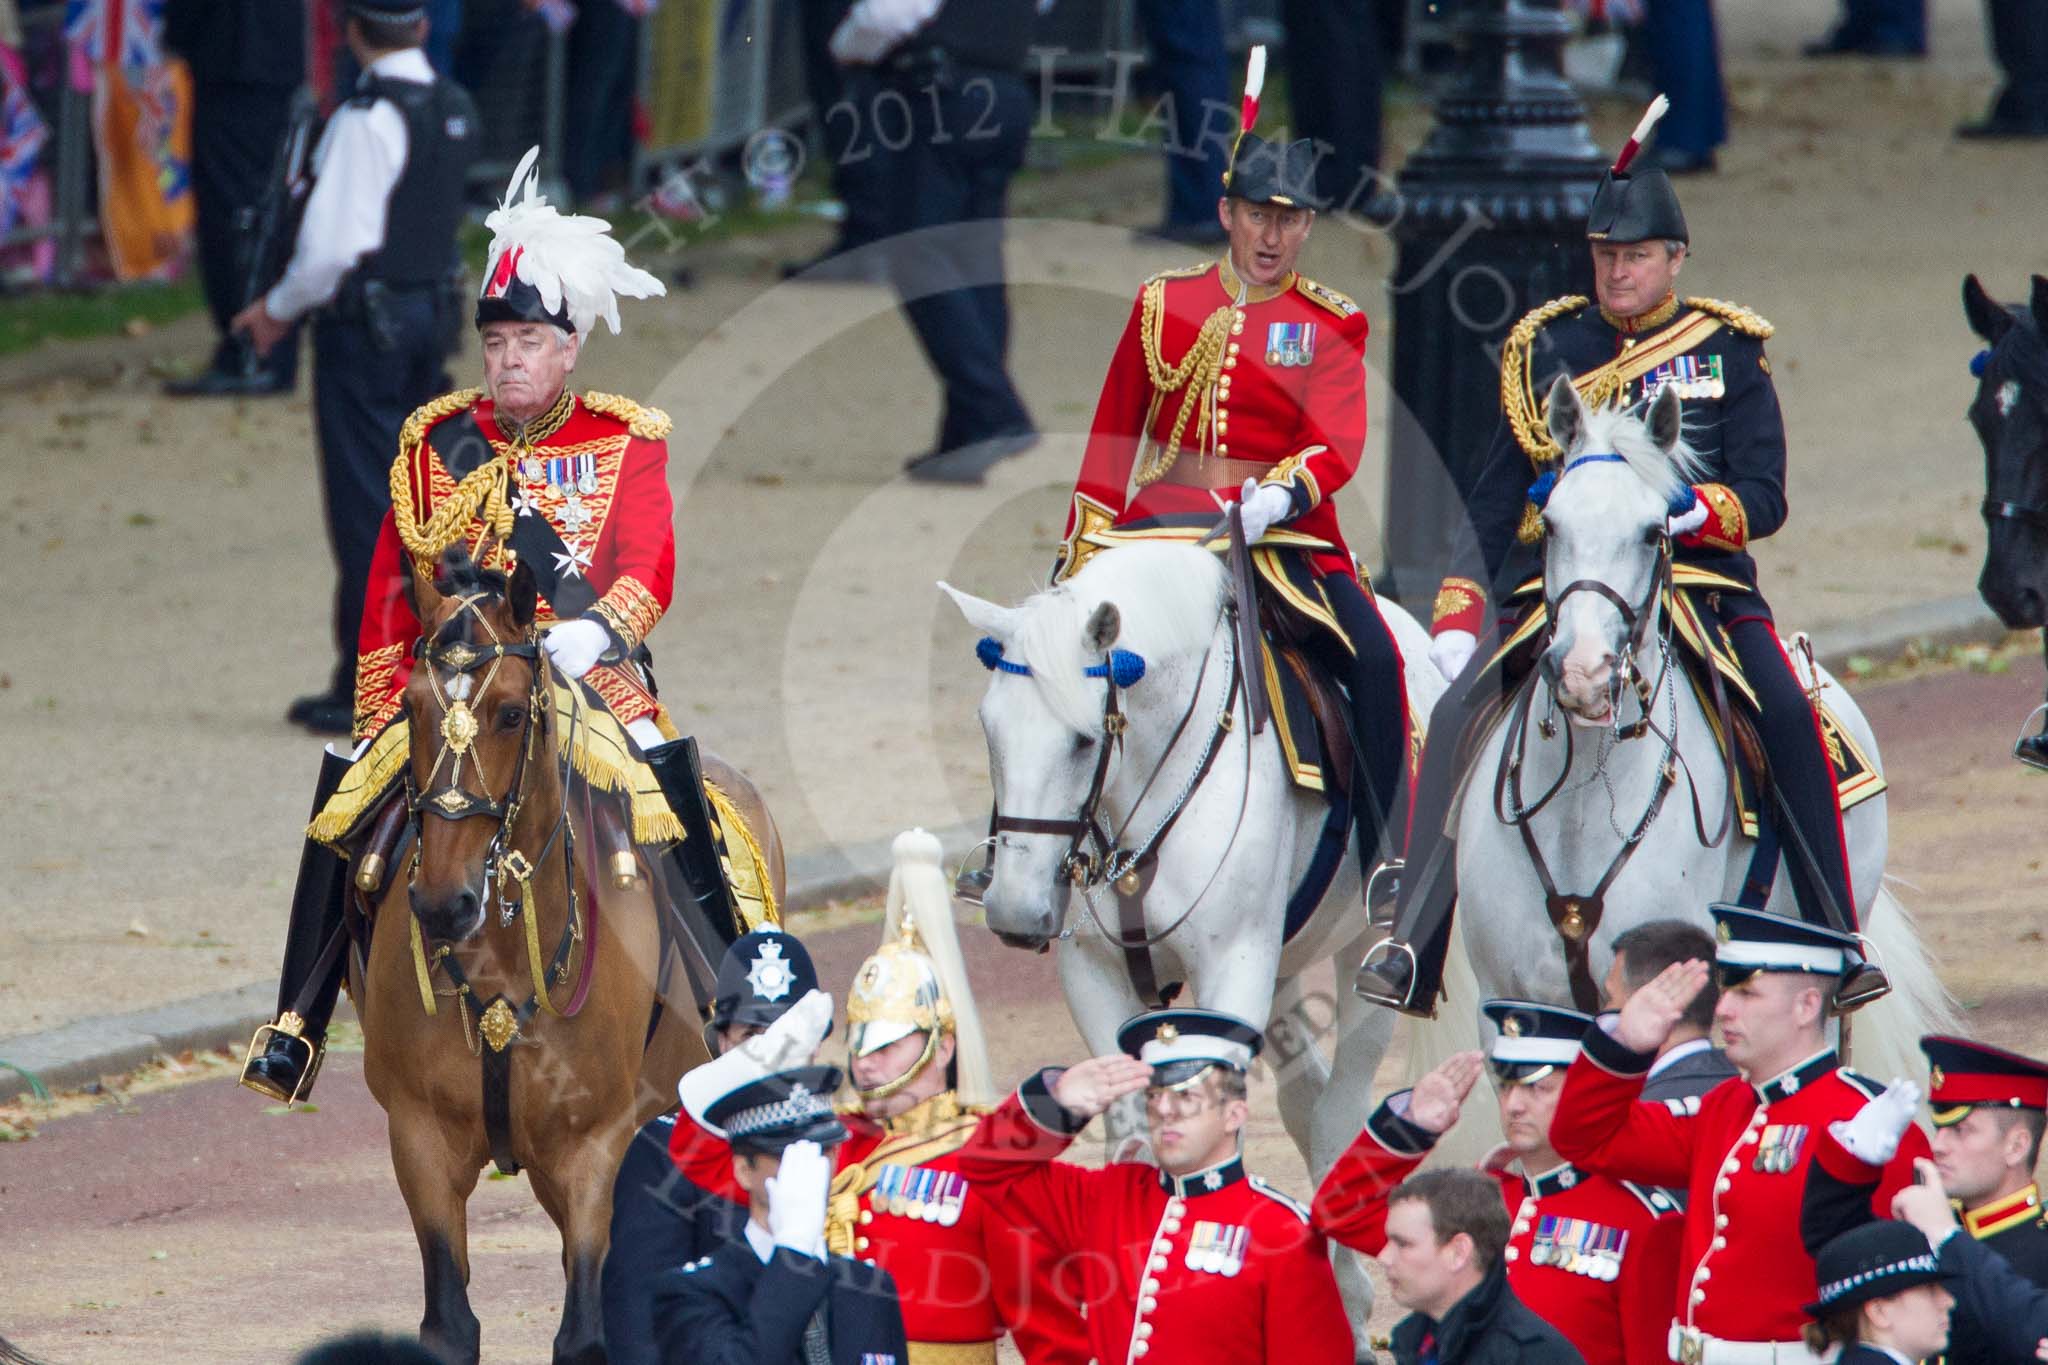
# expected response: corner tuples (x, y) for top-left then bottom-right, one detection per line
(1500, 296), (1594, 469)
(1682, 297), (1774, 340)
(1133, 278), (1237, 487)
(387, 389), (514, 573)
(581, 390), (675, 441)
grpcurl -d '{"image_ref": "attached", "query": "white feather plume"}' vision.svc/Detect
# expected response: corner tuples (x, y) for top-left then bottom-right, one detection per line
(480, 146), (665, 337)
(883, 828), (996, 1108)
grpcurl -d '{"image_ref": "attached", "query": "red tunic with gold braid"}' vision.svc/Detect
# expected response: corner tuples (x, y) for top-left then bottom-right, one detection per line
(352, 387), (675, 741)
(1055, 258), (1368, 582)
(667, 1097), (1090, 1365)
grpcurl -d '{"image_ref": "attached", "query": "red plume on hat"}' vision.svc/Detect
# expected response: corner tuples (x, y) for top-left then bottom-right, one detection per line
(1611, 94), (1670, 174)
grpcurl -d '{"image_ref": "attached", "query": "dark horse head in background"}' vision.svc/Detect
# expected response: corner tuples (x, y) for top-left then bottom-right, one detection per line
(1962, 274), (2048, 766)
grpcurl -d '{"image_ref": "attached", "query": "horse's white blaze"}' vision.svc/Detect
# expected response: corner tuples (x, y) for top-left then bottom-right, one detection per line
(946, 543), (1452, 1334)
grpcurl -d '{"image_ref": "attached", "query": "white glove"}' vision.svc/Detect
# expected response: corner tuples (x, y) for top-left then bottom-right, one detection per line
(1430, 629), (1477, 682)
(765, 1139), (832, 1257)
(1230, 478), (1295, 546)
(1666, 490), (1710, 538)
(677, 989), (836, 1130)
(1829, 1077), (1924, 1166)
(542, 619), (610, 680)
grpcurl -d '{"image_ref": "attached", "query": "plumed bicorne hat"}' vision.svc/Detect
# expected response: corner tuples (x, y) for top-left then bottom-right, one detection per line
(476, 146), (665, 335)
(1586, 95), (1689, 246)
(1221, 47), (1325, 211)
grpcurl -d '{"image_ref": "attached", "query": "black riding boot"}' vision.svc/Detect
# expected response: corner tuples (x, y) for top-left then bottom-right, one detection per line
(241, 748), (355, 1103)
(641, 737), (745, 953)
(1309, 575), (1414, 920)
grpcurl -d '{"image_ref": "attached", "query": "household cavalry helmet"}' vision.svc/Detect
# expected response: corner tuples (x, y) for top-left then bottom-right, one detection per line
(845, 829), (994, 1105)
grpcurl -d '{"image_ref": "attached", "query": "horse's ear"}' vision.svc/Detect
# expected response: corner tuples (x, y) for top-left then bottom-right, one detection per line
(1084, 601), (1121, 654)
(1647, 383), (1682, 454)
(938, 581), (1021, 639)
(507, 555), (537, 628)
(412, 553), (447, 624)
(1544, 372), (1585, 454)
(1963, 274), (2012, 344)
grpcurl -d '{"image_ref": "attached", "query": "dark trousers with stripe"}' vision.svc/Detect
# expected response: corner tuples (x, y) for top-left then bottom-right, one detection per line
(1303, 572), (1412, 875)
(191, 80), (300, 383)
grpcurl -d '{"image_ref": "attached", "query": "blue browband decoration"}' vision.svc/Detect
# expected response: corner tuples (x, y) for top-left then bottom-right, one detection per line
(977, 636), (1147, 687)
(1527, 452), (1695, 518)
(1971, 348), (1992, 378)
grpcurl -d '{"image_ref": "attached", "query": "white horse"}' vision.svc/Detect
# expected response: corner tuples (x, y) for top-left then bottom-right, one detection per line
(1450, 376), (1957, 1079)
(943, 542), (1463, 1335)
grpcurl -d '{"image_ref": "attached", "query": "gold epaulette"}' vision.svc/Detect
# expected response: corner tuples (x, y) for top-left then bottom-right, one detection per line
(397, 388), (484, 460)
(1294, 276), (1361, 318)
(580, 390), (673, 441)
(1683, 296), (1774, 339)
(1144, 261), (1215, 286)
(1501, 296), (1593, 466)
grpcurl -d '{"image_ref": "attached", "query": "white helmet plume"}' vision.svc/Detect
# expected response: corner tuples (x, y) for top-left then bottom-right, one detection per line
(479, 146), (665, 337)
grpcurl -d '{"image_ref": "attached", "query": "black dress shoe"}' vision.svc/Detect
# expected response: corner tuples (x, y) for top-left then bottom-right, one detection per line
(1958, 114), (2048, 141)
(1135, 220), (1229, 248)
(1833, 961), (1892, 1015)
(779, 243), (883, 283)
(163, 367), (294, 398)
(239, 1030), (319, 1104)
(1801, 29), (1924, 58)
(287, 690), (353, 736)
(903, 430), (1041, 486)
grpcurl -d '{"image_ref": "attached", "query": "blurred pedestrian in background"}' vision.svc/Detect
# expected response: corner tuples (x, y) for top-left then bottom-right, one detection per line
(563, 0), (644, 204)
(163, 0), (308, 397)
(783, 0), (891, 277)
(230, 0), (478, 735)
(833, 0), (1040, 484)
(1803, 0), (1925, 58)
(1641, 0), (1726, 174)
(1131, 0), (1231, 246)
(1959, 0), (2048, 139)
(1281, 0), (1385, 209)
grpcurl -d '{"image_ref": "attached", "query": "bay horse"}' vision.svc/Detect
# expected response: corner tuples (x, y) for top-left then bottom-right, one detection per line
(1961, 273), (2048, 766)
(942, 545), (1474, 1329)
(356, 546), (782, 1364)
(1450, 377), (1955, 1082)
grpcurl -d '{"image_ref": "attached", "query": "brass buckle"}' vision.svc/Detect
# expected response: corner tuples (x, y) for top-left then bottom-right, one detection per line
(499, 849), (535, 884)
(1676, 1330), (1704, 1365)
(239, 1016), (322, 1106)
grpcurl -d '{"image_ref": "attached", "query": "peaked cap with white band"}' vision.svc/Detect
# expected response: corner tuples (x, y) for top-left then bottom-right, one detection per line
(1482, 998), (1590, 1081)
(1118, 1007), (1263, 1089)
(1710, 902), (1856, 979)
(477, 146), (665, 336)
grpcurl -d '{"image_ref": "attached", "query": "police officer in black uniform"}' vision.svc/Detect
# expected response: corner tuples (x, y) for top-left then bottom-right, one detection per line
(232, 0), (477, 737)
(651, 1065), (910, 1365)
(830, 0), (1039, 484)
(1356, 131), (1890, 1018)
(163, 0), (308, 397)
(603, 929), (827, 1365)
(1917, 1036), (2048, 1363)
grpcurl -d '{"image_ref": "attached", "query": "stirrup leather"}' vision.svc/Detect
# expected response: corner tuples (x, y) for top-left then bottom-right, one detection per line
(239, 1012), (325, 1106)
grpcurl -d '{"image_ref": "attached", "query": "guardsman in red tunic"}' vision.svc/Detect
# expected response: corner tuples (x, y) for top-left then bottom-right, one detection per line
(955, 1007), (1356, 1365)
(667, 831), (1088, 1365)
(1051, 59), (1411, 915)
(1549, 905), (1930, 1363)
(1314, 1001), (1683, 1365)
(240, 149), (746, 1107)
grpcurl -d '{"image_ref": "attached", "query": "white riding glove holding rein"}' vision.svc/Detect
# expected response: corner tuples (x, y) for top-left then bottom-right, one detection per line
(1829, 1077), (1925, 1165)
(676, 990), (836, 1133)
(1430, 629), (1477, 682)
(1666, 490), (1710, 539)
(766, 1139), (833, 1259)
(1230, 477), (1295, 547)
(543, 618), (610, 680)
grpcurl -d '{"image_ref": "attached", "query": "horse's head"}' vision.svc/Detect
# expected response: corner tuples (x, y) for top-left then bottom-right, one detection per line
(1535, 374), (1698, 726)
(1963, 274), (2048, 628)
(405, 542), (547, 942)
(941, 545), (1221, 950)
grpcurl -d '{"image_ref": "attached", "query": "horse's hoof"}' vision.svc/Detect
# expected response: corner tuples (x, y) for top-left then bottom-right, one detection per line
(1833, 962), (1892, 1015)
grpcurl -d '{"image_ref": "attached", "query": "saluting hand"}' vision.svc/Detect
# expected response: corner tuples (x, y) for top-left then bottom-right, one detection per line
(1891, 1158), (1961, 1247)
(1408, 1050), (1486, 1134)
(1051, 1055), (1154, 1122)
(1613, 958), (1710, 1055)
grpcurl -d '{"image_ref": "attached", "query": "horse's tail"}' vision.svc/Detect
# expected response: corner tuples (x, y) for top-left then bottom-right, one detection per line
(1395, 919), (1500, 1167)
(1846, 880), (1962, 1082)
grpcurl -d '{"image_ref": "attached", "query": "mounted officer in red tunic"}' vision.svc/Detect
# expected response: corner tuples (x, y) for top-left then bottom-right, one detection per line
(241, 150), (754, 1104)
(1051, 53), (1413, 920)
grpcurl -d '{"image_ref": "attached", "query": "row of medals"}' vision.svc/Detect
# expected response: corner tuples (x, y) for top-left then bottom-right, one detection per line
(875, 1163), (965, 1226)
(1531, 1216), (1627, 1282)
(1185, 1221), (1249, 1277)
(521, 453), (600, 532)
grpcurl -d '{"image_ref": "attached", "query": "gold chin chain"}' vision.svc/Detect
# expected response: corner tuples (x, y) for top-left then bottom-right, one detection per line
(1134, 279), (1235, 488)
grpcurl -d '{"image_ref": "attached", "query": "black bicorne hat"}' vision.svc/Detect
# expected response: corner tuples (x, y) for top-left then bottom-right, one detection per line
(711, 929), (827, 1035)
(1225, 133), (1326, 211)
(1587, 95), (1688, 245)
(1805, 1220), (1943, 1317)
(477, 245), (575, 332)
(703, 1064), (849, 1156)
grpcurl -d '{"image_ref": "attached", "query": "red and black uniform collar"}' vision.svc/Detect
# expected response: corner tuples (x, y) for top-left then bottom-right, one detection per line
(1159, 1153), (1247, 1198)
(1599, 291), (1683, 339)
(1519, 1161), (1584, 1200)
(1964, 1184), (2044, 1240)
(1753, 1050), (1838, 1104)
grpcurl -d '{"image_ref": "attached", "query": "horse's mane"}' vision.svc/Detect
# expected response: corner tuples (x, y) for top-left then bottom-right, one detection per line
(1572, 401), (1707, 509)
(1008, 543), (1227, 735)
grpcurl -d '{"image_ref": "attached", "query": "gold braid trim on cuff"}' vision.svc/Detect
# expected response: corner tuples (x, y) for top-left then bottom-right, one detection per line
(1432, 579), (1485, 627)
(1262, 450), (1322, 510)
(591, 575), (664, 651)
(1133, 279), (1235, 487)
(579, 390), (673, 441)
(1695, 482), (1749, 550)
